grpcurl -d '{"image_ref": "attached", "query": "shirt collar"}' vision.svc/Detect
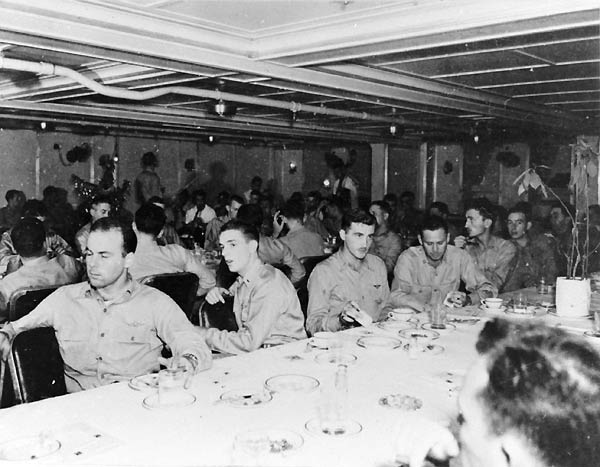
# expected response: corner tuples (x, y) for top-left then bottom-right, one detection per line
(337, 247), (370, 272)
(83, 273), (137, 304)
(239, 258), (264, 286)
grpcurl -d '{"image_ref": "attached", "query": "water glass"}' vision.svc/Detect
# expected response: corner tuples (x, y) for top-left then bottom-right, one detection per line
(429, 303), (447, 330)
(512, 293), (528, 313)
(158, 366), (189, 405)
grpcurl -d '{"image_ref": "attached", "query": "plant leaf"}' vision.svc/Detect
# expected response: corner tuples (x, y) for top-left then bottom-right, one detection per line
(518, 184), (526, 196)
(513, 169), (529, 186)
(587, 160), (598, 178)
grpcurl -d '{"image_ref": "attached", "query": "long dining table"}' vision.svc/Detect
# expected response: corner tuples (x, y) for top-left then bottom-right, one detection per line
(0, 291), (595, 466)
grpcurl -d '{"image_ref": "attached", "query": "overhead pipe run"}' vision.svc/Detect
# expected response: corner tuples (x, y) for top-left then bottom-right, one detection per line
(0, 56), (442, 131)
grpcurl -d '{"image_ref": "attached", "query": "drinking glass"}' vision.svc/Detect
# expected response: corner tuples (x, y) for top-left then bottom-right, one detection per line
(512, 293), (528, 313)
(158, 366), (189, 405)
(429, 303), (447, 330)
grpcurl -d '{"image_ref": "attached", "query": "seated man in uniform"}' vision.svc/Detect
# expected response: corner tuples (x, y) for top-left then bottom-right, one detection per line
(0, 217), (81, 320)
(307, 209), (391, 334)
(200, 220), (306, 354)
(503, 203), (558, 292)
(75, 194), (113, 255)
(393, 318), (600, 467)
(129, 203), (216, 295)
(454, 198), (516, 293)
(391, 215), (495, 311)
(237, 204), (305, 285)
(274, 199), (325, 259)
(0, 217), (211, 393)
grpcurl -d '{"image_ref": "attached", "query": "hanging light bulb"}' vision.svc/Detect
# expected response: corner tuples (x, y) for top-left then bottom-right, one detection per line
(214, 100), (226, 117)
(390, 124), (397, 136)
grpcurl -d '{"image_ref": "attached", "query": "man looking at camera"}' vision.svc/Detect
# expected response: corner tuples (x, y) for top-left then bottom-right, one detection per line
(306, 209), (391, 334)
(390, 216), (495, 311)
(0, 218), (211, 393)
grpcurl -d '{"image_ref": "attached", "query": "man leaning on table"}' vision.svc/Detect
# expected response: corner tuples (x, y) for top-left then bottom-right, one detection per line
(306, 209), (391, 335)
(0, 217), (212, 393)
(392, 318), (600, 467)
(199, 220), (306, 354)
(390, 215), (496, 311)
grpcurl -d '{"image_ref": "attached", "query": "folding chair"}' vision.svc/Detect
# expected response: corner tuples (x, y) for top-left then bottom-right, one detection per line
(140, 272), (199, 322)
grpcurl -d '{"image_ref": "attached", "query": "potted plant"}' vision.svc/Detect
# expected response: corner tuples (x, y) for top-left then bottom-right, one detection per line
(514, 136), (599, 317)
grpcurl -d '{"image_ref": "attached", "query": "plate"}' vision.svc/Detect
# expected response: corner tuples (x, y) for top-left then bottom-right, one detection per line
(142, 392), (196, 410)
(314, 352), (357, 365)
(265, 374), (320, 393)
(421, 322), (456, 332)
(378, 394), (423, 410)
(504, 307), (537, 317)
(402, 343), (445, 355)
(129, 373), (159, 391)
(219, 388), (273, 407)
(305, 418), (362, 437)
(399, 329), (440, 341)
(0, 436), (61, 461)
(377, 320), (417, 332)
(356, 336), (402, 349)
(234, 429), (304, 455)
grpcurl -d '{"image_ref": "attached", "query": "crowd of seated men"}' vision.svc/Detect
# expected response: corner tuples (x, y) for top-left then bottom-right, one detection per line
(0, 176), (598, 373)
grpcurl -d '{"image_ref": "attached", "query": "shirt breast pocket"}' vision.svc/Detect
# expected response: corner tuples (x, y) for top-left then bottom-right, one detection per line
(113, 323), (155, 345)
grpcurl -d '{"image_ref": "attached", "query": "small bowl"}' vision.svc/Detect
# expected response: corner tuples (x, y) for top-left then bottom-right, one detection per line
(482, 298), (503, 309)
(388, 308), (416, 321)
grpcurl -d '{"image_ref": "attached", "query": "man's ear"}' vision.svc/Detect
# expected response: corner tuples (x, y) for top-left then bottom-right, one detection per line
(526, 221), (532, 231)
(249, 238), (258, 253)
(484, 218), (493, 229)
(418, 234), (423, 245)
(132, 222), (139, 234)
(339, 229), (346, 242)
(124, 251), (135, 269)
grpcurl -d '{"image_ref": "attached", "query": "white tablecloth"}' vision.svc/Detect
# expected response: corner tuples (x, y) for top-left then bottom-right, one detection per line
(0, 297), (595, 466)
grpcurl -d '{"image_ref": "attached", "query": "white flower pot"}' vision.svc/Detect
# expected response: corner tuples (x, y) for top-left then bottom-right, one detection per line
(555, 277), (591, 318)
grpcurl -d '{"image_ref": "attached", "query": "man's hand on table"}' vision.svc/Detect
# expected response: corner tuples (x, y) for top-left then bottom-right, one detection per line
(205, 287), (231, 304)
(445, 291), (468, 307)
(393, 416), (459, 467)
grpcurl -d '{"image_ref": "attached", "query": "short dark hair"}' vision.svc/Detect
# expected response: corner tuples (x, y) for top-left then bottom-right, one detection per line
(464, 197), (496, 222)
(341, 209), (376, 231)
(281, 200), (305, 222)
(220, 219), (259, 243)
(428, 201), (449, 217)
(307, 191), (321, 201)
(237, 204), (263, 229)
(476, 318), (600, 467)
(135, 203), (166, 237)
(419, 215), (448, 236)
(90, 217), (137, 255)
(5, 190), (21, 203)
(22, 199), (48, 219)
(383, 193), (398, 204)
(11, 217), (46, 257)
(229, 194), (245, 207)
(191, 189), (206, 200)
(251, 176), (263, 185)
(369, 200), (391, 216)
(508, 202), (532, 223)
(141, 151), (158, 167)
(550, 201), (574, 218)
(90, 194), (113, 208)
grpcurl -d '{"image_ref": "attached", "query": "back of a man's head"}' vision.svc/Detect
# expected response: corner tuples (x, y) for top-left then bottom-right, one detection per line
(21, 199), (48, 220)
(341, 209), (376, 231)
(475, 318), (600, 467)
(12, 217), (46, 258)
(281, 200), (305, 223)
(90, 217), (137, 255)
(237, 204), (263, 229)
(135, 203), (166, 237)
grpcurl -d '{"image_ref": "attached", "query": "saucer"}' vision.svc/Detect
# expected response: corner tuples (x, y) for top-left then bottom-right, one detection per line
(142, 392), (196, 410)
(129, 373), (159, 391)
(219, 388), (273, 407)
(421, 322), (456, 332)
(357, 336), (402, 349)
(0, 436), (61, 461)
(399, 329), (440, 341)
(377, 320), (417, 332)
(314, 352), (358, 365)
(305, 418), (362, 437)
(264, 374), (320, 393)
(402, 343), (445, 355)
(378, 394), (423, 410)
(234, 429), (304, 455)
(480, 305), (506, 313)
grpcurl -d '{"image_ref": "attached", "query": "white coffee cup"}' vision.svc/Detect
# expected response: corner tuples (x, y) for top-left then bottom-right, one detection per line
(388, 307), (416, 321)
(482, 298), (503, 309)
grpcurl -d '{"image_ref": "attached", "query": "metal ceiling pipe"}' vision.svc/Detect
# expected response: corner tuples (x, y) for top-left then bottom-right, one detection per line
(0, 56), (419, 128)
